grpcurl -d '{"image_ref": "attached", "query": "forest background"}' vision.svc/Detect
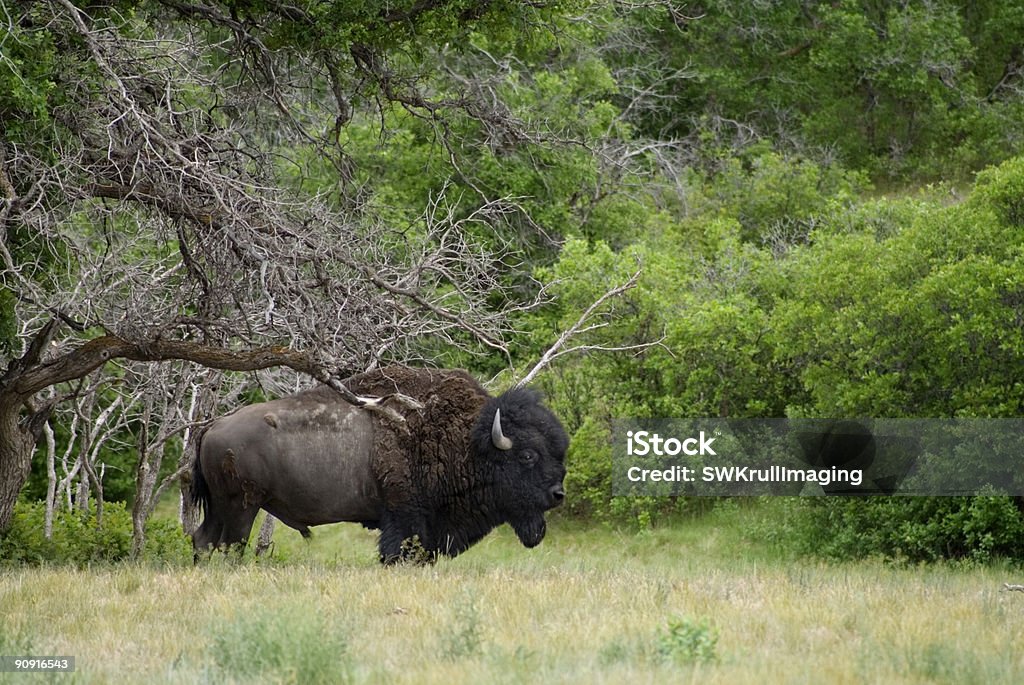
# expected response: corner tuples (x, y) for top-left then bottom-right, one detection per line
(3, 0), (1024, 564)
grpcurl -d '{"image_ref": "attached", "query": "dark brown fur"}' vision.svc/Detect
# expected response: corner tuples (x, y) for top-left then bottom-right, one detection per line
(345, 367), (489, 512)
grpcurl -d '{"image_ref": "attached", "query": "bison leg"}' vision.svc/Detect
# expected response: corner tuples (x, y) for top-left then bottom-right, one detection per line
(193, 518), (223, 551)
(378, 511), (437, 565)
(192, 515), (225, 561)
(216, 503), (261, 553)
(193, 497), (260, 559)
(192, 494), (229, 561)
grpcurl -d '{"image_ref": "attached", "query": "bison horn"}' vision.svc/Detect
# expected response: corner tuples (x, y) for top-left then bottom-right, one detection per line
(491, 409), (514, 451)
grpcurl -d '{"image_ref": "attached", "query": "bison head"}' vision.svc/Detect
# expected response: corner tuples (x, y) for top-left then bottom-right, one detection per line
(471, 388), (568, 548)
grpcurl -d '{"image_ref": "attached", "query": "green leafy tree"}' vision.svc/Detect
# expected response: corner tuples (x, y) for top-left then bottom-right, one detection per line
(0, 0), (599, 533)
(769, 157), (1024, 560)
(606, 1), (1023, 179)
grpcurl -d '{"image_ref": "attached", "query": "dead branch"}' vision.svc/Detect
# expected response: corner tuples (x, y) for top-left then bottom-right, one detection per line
(254, 514), (276, 557)
(516, 260), (662, 388)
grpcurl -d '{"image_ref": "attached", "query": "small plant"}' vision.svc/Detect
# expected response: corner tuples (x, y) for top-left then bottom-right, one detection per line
(441, 597), (485, 660)
(599, 617), (720, 667)
(398, 534), (435, 565)
(210, 607), (351, 684)
(598, 638), (634, 665)
(655, 617), (719, 664)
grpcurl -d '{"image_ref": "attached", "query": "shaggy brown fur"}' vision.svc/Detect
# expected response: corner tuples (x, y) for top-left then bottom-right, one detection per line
(344, 366), (490, 512)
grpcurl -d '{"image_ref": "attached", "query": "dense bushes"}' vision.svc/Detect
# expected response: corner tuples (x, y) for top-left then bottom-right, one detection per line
(0, 501), (191, 565)
(791, 496), (1024, 563)
(540, 153), (1024, 559)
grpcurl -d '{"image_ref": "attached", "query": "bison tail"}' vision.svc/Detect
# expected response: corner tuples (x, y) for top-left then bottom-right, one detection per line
(191, 430), (211, 516)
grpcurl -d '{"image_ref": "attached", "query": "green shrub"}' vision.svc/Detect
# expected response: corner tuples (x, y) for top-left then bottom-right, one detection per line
(600, 616), (719, 666)
(790, 495), (1024, 563)
(705, 146), (868, 242)
(209, 606), (352, 684)
(140, 515), (194, 565)
(441, 597), (485, 660)
(655, 617), (719, 664)
(971, 155), (1024, 228)
(0, 500), (190, 565)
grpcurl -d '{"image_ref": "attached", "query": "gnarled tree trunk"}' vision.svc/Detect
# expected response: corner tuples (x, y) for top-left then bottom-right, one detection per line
(0, 396), (36, 532)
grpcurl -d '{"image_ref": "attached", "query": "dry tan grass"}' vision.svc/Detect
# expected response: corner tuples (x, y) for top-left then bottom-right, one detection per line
(2, 514), (1023, 684)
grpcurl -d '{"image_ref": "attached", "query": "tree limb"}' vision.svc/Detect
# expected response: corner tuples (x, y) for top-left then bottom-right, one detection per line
(11, 335), (325, 399)
(516, 261), (647, 388)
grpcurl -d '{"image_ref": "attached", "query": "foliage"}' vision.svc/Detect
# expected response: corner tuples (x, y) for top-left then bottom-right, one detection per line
(611, 0), (1024, 179)
(441, 596), (486, 660)
(0, 12), (60, 147)
(700, 144), (869, 243)
(0, 290), (16, 356)
(209, 606), (353, 685)
(540, 152), (1024, 559)
(141, 515), (194, 564)
(601, 616), (719, 666)
(773, 158), (1024, 419)
(791, 496), (1024, 563)
(655, 617), (719, 664)
(0, 501), (191, 565)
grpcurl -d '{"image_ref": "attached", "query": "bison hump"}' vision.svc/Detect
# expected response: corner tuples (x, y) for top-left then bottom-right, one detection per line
(345, 367), (489, 503)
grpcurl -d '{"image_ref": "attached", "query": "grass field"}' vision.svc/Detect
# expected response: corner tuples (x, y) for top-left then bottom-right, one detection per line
(3, 502), (1024, 684)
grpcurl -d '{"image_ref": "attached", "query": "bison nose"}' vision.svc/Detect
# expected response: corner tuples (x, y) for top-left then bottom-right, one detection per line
(549, 484), (565, 507)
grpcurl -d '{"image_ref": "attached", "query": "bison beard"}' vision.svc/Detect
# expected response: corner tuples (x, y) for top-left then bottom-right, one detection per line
(510, 516), (547, 548)
(192, 366), (568, 564)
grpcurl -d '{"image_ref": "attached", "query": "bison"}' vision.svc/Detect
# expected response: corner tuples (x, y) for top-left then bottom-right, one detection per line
(191, 366), (568, 563)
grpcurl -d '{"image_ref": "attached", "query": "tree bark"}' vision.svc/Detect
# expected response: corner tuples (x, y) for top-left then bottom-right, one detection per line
(178, 381), (221, 537)
(0, 396), (36, 534)
(0, 320), (58, 532)
(43, 420), (56, 539)
(254, 515), (276, 557)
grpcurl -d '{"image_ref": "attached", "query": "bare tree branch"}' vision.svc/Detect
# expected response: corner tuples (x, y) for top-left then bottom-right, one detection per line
(516, 260), (657, 388)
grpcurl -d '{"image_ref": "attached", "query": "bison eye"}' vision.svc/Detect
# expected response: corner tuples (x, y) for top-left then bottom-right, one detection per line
(520, 450), (537, 465)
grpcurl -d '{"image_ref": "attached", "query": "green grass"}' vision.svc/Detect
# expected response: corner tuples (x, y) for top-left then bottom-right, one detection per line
(3, 502), (1024, 683)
